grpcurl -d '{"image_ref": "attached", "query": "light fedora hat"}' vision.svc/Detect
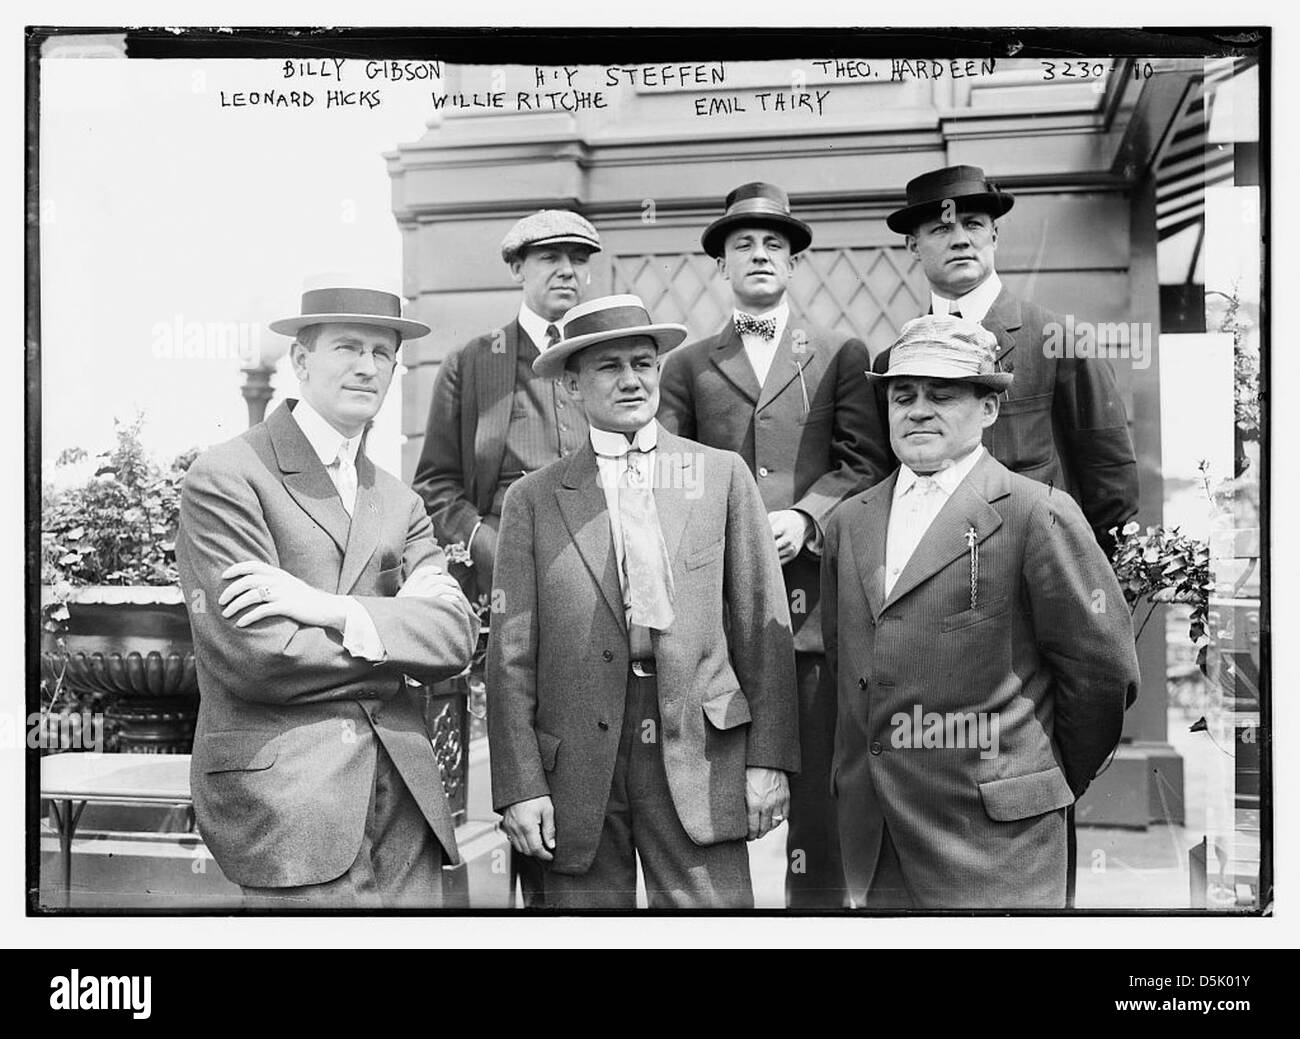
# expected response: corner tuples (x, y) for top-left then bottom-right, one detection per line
(533, 294), (688, 379)
(269, 275), (430, 340)
(868, 313), (1013, 391)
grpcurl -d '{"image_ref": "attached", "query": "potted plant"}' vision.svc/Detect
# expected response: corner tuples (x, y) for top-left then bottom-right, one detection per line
(41, 415), (200, 753)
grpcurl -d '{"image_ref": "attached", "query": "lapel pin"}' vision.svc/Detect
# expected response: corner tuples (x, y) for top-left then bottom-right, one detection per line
(965, 526), (979, 609)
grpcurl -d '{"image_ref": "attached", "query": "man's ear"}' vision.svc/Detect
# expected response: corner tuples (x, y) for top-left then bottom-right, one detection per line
(715, 256), (728, 280)
(788, 251), (803, 271)
(905, 233), (919, 260)
(508, 258), (525, 285)
(980, 393), (1001, 428)
(289, 341), (308, 379)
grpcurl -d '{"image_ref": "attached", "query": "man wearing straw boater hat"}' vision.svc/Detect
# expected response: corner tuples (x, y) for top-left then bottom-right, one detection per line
(412, 208), (601, 908)
(875, 165), (1139, 555)
(177, 280), (479, 907)
(658, 181), (890, 909)
(487, 294), (799, 908)
(821, 314), (1139, 908)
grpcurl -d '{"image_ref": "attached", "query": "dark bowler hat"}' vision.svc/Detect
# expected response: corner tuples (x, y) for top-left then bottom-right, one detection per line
(269, 281), (430, 340)
(886, 164), (1015, 235)
(701, 181), (813, 258)
(533, 294), (687, 379)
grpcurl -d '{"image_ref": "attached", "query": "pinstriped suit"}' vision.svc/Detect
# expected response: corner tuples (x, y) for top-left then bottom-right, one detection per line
(822, 451), (1139, 908)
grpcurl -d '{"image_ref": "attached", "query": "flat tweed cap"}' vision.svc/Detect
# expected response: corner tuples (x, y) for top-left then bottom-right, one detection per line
(868, 313), (1012, 390)
(501, 209), (602, 263)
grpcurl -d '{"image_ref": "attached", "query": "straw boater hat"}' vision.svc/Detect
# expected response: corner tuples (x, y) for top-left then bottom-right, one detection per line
(532, 295), (687, 380)
(886, 164), (1015, 235)
(868, 314), (1013, 391)
(500, 209), (602, 264)
(269, 282), (430, 340)
(700, 182), (813, 259)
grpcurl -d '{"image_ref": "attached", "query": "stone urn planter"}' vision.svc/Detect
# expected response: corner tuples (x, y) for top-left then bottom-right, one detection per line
(40, 585), (199, 754)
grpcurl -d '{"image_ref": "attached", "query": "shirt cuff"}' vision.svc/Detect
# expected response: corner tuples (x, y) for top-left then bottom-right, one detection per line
(797, 510), (824, 557)
(341, 597), (387, 663)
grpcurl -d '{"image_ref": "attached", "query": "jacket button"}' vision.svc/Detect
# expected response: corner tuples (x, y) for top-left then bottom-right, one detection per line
(598, 720), (609, 731)
(858, 677), (867, 690)
(869, 741), (883, 755)
(602, 650), (613, 662)
(758, 466), (770, 477)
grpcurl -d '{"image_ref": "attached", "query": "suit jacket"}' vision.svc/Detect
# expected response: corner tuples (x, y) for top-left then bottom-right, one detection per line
(872, 287), (1140, 553)
(658, 316), (890, 655)
(177, 400), (480, 888)
(413, 320), (588, 566)
(822, 452), (1139, 908)
(486, 428), (799, 875)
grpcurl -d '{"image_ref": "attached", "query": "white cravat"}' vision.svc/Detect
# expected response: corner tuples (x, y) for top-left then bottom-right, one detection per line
(930, 270), (1003, 324)
(735, 298), (789, 386)
(884, 445), (985, 597)
(591, 421), (659, 603)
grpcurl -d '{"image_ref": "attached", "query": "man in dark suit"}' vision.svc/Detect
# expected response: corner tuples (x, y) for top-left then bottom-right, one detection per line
(874, 164), (1139, 554)
(413, 209), (601, 599)
(177, 283), (480, 907)
(823, 315), (1139, 908)
(412, 209), (600, 907)
(658, 181), (890, 908)
(488, 294), (799, 908)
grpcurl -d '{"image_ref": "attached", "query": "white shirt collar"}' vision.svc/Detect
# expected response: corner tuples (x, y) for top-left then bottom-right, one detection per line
(734, 297), (789, 327)
(931, 270), (1003, 324)
(590, 421), (658, 458)
(291, 398), (363, 468)
(894, 443), (985, 500)
(518, 301), (560, 353)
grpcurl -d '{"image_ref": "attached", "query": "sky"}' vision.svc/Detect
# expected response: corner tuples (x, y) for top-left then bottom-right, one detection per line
(40, 54), (444, 475)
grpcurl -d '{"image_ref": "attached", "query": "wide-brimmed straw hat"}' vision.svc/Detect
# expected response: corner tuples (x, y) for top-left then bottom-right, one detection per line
(269, 282), (430, 340)
(533, 294), (687, 379)
(868, 313), (1012, 391)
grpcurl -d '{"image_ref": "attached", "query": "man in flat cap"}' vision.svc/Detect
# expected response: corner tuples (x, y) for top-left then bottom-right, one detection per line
(822, 314), (1139, 908)
(412, 208), (600, 905)
(658, 181), (890, 908)
(876, 165), (1139, 555)
(178, 280), (480, 907)
(488, 294), (799, 908)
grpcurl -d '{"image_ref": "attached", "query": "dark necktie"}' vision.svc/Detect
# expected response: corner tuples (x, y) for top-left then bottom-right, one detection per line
(735, 312), (777, 340)
(544, 324), (560, 350)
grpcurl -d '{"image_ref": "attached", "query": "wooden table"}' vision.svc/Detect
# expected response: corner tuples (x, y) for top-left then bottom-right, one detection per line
(40, 753), (194, 907)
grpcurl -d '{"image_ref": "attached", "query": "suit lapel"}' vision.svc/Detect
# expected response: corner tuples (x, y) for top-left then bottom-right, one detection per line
(709, 321), (761, 404)
(556, 443), (627, 630)
(653, 429), (698, 568)
(755, 319), (817, 413)
(338, 445), (381, 594)
(475, 319), (520, 503)
(981, 286), (1022, 364)
(882, 453), (1007, 611)
(848, 473), (895, 622)
(270, 402), (351, 556)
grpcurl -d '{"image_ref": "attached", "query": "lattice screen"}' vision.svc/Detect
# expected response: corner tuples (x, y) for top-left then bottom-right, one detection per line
(611, 247), (930, 354)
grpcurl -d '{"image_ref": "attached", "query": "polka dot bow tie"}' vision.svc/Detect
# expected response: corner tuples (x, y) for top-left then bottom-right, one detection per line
(735, 312), (778, 341)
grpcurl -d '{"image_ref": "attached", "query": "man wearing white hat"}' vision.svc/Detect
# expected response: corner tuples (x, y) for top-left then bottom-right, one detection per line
(177, 282), (480, 907)
(412, 208), (601, 907)
(487, 295), (799, 908)
(822, 314), (1139, 908)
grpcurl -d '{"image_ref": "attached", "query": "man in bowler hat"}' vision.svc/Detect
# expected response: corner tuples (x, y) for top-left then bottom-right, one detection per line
(658, 182), (890, 907)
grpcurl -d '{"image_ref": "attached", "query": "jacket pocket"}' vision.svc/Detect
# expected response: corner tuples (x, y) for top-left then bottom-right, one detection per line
(940, 595), (1009, 633)
(685, 540), (724, 570)
(536, 729), (561, 772)
(701, 688), (752, 730)
(199, 731), (280, 774)
(978, 767), (1075, 822)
